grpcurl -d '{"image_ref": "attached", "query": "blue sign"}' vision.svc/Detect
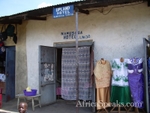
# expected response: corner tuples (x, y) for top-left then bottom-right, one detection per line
(53, 5), (74, 18)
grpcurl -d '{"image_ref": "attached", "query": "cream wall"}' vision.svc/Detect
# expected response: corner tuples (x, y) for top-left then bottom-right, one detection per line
(15, 22), (28, 94)
(26, 2), (150, 91)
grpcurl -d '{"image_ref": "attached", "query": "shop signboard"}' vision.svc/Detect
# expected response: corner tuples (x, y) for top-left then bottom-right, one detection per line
(53, 5), (74, 18)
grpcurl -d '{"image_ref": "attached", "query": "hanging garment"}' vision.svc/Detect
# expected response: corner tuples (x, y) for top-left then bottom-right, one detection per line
(78, 46), (92, 100)
(61, 47), (92, 100)
(127, 58), (144, 108)
(94, 60), (112, 110)
(110, 58), (131, 105)
(94, 60), (111, 88)
(96, 87), (110, 110)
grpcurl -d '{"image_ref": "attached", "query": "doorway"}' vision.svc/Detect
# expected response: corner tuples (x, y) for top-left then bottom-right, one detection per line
(55, 40), (95, 112)
(0, 46), (15, 102)
(56, 48), (62, 99)
(39, 40), (95, 112)
(56, 46), (92, 100)
(143, 38), (150, 113)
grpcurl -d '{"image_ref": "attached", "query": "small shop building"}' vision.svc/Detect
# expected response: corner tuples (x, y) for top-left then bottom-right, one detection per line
(0, 0), (150, 112)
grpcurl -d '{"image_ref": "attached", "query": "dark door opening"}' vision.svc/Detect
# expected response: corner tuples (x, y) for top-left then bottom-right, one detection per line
(55, 45), (95, 112)
(56, 48), (62, 99)
(0, 46), (15, 102)
(0, 48), (6, 102)
(143, 38), (150, 113)
(5, 46), (15, 102)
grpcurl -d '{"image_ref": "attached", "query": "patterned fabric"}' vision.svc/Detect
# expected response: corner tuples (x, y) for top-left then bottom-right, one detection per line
(61, 47), (92, 100)
(110, 58), (131, 104)
(127, 58), (144, 108)
(94, 60), (112, 88)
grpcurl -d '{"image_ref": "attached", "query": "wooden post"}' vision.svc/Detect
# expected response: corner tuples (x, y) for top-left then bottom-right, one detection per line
(75, 8), (79, 113)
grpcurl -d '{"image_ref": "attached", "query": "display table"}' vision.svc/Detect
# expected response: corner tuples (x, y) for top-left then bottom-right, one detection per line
(16, 94), (41, 111)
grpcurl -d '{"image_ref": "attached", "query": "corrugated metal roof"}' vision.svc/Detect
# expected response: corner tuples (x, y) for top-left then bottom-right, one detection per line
(0, 0), (145, 24)
(26, 0), (86, 12)
(0, 0), (86, 18)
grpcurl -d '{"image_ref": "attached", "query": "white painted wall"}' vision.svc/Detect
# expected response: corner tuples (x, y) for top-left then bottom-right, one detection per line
(26, 2), (150, 91)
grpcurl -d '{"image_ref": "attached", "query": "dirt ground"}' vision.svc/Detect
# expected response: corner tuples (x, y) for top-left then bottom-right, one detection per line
(0, 98), (146, 113)
(0, 98), (93, 113)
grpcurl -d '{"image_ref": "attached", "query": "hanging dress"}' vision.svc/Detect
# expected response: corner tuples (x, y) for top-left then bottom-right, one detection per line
(110, 58), (131, 105)
(94, 60), (111, 110)
(127, 58), (144, 108)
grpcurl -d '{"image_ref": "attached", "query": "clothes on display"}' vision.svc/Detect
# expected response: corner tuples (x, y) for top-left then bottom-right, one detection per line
(110, 58), (131, 105)
(127, 57), (144, 108)
(61, 47), (92, 100)
(94, 59), (112, 88)
(94, 58), (112, 110)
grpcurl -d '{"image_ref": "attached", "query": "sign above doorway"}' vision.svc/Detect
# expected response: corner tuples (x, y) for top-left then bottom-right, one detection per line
(61, 31), (91, 40)
(53, 5), (74, 18)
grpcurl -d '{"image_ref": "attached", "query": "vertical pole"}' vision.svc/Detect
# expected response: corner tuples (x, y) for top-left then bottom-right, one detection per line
(143, 38), (149, 113)
(75, 8), (79, 113)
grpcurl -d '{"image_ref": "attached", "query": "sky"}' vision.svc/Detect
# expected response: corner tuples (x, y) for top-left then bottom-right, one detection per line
(0, 0), (77, 17)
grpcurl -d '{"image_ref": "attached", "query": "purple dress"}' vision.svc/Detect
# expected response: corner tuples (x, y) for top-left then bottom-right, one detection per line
(127, 58), (144, 108)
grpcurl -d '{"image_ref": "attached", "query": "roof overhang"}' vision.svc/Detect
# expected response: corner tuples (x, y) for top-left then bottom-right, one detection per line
(0, 0), (146, 25)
